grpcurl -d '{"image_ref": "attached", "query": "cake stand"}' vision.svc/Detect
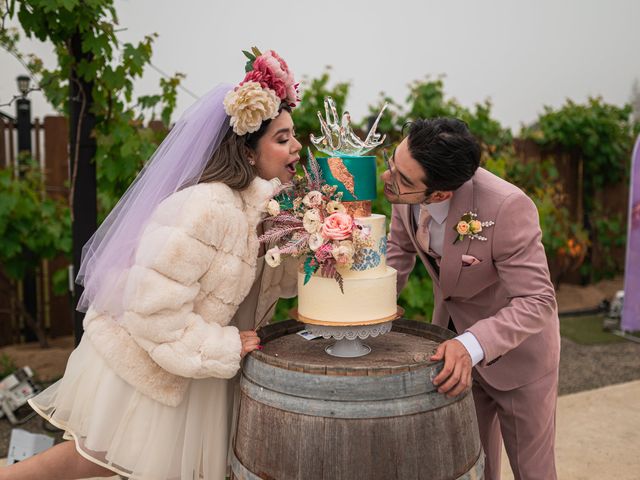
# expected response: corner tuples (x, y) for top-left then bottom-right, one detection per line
(294, 307), (404, 358)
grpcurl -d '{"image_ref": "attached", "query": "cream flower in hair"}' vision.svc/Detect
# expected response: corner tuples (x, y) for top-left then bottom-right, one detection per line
(223, 82), (280, 135)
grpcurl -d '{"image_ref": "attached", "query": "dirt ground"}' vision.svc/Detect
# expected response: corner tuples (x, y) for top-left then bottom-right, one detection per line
(554, 275), (624, 312)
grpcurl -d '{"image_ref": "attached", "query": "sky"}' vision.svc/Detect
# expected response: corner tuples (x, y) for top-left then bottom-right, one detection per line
(1, 0), (638, 133)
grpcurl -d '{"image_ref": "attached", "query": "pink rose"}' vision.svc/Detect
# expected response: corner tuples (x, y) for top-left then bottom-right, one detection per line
(322, 212), (354, 240)
(262, 50), (299, 106)
(265, 50), (290, 75)
(261, 52), (289, 82)
(242, 67), (287, 100)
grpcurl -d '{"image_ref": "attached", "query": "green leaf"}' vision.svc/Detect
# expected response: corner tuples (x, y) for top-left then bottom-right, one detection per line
(242, 50), (256, 61)
(303, 256), (318, 285)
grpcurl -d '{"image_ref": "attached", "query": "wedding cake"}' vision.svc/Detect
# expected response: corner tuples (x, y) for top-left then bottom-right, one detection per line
(296, 155), (398, 326)
(261, 97), (397, 328)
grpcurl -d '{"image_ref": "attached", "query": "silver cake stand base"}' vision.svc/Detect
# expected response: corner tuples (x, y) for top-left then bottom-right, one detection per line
(306, 322), (393, 358)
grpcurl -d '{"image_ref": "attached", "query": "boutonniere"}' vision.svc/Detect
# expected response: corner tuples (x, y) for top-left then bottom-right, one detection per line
(453, 212), (494, 244)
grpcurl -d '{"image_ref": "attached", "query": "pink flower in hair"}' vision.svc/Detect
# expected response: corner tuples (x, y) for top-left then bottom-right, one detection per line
(261, 50), (299, 106)
(242, 61), (287, 100)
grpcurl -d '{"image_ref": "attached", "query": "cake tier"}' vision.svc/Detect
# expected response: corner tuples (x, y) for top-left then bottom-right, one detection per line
(342, 213), (388, 279)
(297, 266), (397, 325)
(316, 156), (377, 201)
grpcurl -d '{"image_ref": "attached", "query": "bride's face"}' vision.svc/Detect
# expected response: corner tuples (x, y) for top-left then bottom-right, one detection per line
(251, 111), (302, 184)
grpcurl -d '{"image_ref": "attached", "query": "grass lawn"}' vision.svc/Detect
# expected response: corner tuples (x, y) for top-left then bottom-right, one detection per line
(559, 314), (631, 345)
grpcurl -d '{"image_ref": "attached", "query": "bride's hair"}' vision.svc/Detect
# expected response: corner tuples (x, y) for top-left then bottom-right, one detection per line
(199, 103), (292, 189)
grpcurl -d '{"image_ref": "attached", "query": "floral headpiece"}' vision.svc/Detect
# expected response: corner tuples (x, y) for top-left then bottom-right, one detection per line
(223, 47), (300, 136)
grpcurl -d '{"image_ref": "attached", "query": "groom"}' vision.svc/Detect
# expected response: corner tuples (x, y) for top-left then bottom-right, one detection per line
(384, 118), (560, 480)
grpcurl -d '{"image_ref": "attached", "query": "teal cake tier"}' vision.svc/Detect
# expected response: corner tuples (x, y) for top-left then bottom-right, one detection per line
(316, 155), (377, 201)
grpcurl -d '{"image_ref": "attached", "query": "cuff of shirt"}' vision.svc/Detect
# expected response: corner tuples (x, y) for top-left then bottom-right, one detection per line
(455, 332), (485, 367)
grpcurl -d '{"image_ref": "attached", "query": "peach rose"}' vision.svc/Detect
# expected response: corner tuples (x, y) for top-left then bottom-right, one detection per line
(456, 221), (470, 235)
(322, 212), (354, 240)
(469, 220), (482, 233)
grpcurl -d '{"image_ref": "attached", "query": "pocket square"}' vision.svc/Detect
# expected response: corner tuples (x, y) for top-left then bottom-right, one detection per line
(461, 254), (481, 266)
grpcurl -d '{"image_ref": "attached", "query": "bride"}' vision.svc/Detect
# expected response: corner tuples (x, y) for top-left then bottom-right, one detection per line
(0, 48), (301, 480)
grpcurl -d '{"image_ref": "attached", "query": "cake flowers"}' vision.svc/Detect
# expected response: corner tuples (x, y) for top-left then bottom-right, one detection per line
(259, 152), (373, 293)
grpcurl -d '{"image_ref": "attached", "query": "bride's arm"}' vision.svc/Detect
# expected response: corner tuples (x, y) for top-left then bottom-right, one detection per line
(121, 187), (247, 379)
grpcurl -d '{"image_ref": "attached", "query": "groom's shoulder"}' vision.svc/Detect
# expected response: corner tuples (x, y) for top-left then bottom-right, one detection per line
(473, 167), (528, 202)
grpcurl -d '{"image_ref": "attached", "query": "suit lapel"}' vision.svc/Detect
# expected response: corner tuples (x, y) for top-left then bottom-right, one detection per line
(440, 177), (475, 299)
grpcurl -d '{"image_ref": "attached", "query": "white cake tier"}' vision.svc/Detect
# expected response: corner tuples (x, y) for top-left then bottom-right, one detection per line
(341, 214), (388, 279)
(297, 266), (397, 325)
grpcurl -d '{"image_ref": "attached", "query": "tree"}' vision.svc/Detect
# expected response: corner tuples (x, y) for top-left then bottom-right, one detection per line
(1, 0), (182, 343)
(0, 163), (71, 347)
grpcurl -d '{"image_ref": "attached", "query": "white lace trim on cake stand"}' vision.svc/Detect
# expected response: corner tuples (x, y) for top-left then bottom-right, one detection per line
(306, 321), (393, 340)
(306, 321), (393, 358)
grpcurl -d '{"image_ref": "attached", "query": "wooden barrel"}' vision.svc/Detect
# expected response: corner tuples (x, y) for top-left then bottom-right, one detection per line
(231, 319), (484, 480)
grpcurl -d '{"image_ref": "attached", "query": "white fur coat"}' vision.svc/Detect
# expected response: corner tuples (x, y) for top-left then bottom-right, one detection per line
(83, 177), (282, 407)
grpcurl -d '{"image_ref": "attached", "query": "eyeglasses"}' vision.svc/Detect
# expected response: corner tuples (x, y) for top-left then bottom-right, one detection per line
(382, 149), (430, 197)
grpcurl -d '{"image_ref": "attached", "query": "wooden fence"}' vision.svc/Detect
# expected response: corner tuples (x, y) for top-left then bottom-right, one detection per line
(513, 139), (629, 284)
(0, 116), (72, 346)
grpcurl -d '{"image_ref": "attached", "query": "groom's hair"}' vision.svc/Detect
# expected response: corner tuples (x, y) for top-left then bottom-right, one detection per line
(406, 118), (481, 192)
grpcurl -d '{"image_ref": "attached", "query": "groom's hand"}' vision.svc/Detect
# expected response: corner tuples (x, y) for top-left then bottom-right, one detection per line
(431, 340), (472, 398)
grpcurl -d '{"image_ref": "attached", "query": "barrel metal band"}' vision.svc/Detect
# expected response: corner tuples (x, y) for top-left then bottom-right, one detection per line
(242, 355), (442, 402)
(457, 451), (485, 480)
(230, 448), (485, 479)
(240, 375), (461, 419)
(230, 449), (262, 480)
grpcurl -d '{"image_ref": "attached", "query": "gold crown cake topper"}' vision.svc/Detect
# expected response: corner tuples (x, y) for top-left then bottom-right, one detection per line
(310, 97), (387, 156)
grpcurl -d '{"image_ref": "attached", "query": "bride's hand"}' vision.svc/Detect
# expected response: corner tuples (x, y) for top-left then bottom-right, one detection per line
(239, 330), (261, 358)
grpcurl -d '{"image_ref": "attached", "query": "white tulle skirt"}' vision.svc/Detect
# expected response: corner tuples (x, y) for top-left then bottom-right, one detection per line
(28, 336), (232, 480)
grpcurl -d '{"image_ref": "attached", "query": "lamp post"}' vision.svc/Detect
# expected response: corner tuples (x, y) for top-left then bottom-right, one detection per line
(15, 75), (32, 157)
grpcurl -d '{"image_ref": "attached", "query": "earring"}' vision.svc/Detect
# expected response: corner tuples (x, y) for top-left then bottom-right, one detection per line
(249, 160), (256, 166)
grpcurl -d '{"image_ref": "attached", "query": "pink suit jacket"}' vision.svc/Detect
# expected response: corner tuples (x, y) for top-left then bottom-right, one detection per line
(387, 168), (560, 391)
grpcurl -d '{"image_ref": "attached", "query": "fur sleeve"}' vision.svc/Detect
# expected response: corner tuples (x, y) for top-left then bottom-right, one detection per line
(121, 185), (244, 379)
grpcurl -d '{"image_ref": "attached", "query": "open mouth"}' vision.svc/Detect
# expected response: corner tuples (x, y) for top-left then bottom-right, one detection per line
(286, 158), (299, 174)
